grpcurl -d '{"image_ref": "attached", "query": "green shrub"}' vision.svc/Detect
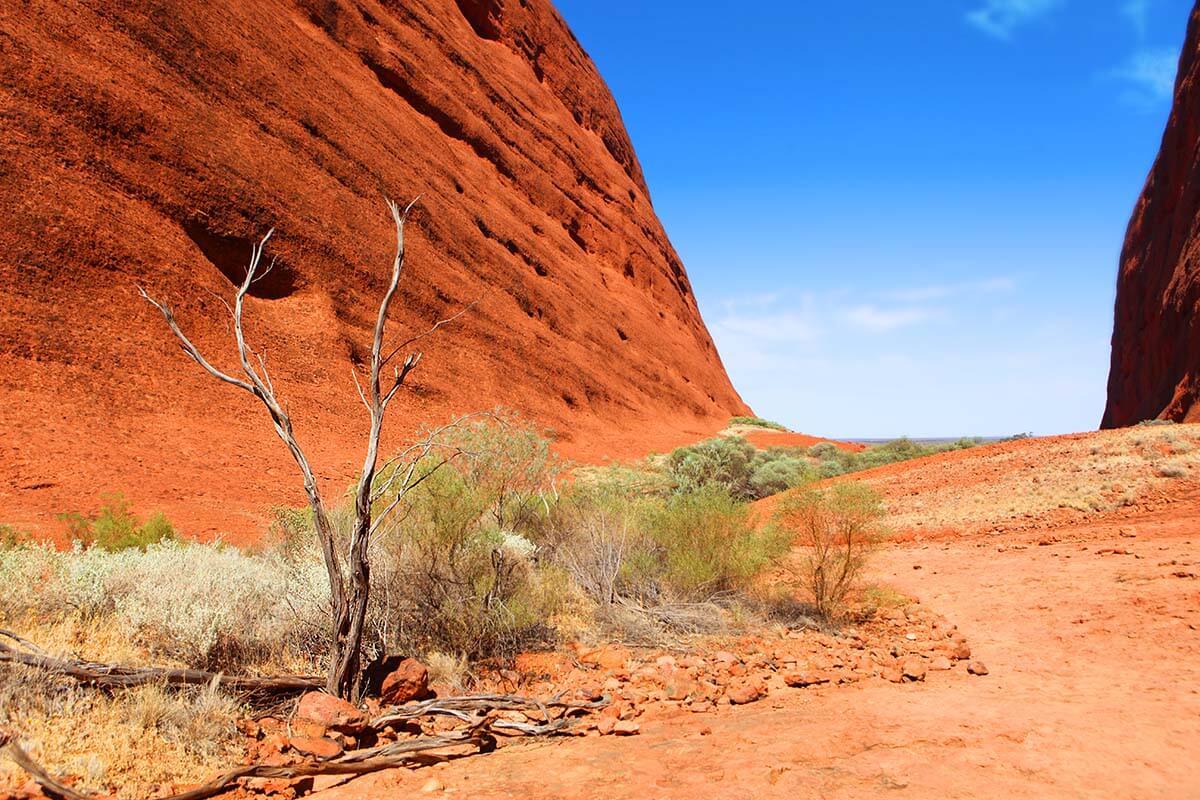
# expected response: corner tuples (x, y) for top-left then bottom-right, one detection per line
(807, 442), (839, 459)
(666, 436), (757, 498)
(774, 482), (885, 619)
(58, 494), (176, 551)
(748, 455), (813, 497)
(1137, 418), (1177, 427)
(629, 487), (789, 601)
(274, 416), (567, 661)
(729, 415), (787, 431)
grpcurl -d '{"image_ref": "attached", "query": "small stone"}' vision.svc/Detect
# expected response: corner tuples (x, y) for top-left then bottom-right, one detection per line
(783, 671), (830, 688)
(295, 692), (367, 733)
(726, 681), (765, 705)
(967, 661), (989, 676)
(288, 736), (343, 760)
(929, 656), (953, 671)
(596, 716), (617, 735)
(420, 776), (444, 793)
(580, 644), (630, 671)
(901, 657), (927, 681)
(882, 666), (905, 683)
(612, 720), (640, 736)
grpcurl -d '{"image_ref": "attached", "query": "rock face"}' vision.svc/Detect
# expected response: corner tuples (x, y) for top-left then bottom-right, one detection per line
(0, 0), (747, 538)
(1104, 4), (1200, 428)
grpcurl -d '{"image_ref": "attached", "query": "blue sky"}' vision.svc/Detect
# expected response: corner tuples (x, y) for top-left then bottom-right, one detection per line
(555, 0), (1193, 437)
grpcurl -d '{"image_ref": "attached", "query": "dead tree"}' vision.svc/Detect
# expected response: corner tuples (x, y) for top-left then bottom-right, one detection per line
(140, 199), (468, 699)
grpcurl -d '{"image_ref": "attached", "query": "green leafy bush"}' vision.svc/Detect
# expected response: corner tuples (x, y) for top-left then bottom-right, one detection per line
(628, 487), (789, 601)
(748, 455), (813, 498)
(273, 416), (567, 661)
(666, 436), (816, 500)
(58, 494), (176, 551)
(666, 436), (757, 498)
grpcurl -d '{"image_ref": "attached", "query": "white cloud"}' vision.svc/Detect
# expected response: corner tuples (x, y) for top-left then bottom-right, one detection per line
(965, 0), (1063, 40)
(843, 305), (936, 332)
(1112, 47), (1178, 102)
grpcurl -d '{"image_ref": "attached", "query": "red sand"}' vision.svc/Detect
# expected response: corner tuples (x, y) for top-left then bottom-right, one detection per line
(739, 428), (866, 453)
(311, 431), (1200, 799)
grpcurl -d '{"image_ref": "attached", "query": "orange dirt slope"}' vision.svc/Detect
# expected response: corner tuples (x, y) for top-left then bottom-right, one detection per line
(0, 0), (748, 540)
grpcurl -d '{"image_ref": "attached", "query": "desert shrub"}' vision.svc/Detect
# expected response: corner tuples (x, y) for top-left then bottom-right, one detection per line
(774, 482), (885, 619)
(58, 494), (176, 551)
(273, 417), (568, 662)
(729, 415), (787, 431)
(106, 541), (326, 669)
(817, 459), (845, 479)
(666, 436), (757, 498)
(1156, 461), (1188, 478)
(807, 442), (839, 459)
(628, 487), (789, 601)
(817, 436), (984, 478)
(550, 492), (630, 606)
(0, 540), (327, 672)
(748, 454), (813, 497)
(1137, 418), (1176, 427)
(666, 437), (814, 500)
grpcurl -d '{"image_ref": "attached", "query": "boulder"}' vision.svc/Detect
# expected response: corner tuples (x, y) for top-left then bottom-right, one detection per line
(380, 658), (430, 705)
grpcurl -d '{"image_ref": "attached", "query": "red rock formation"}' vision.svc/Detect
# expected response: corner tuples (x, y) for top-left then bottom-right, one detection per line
(1104, 3), (1200, 428)
(0, 0), (747, 539)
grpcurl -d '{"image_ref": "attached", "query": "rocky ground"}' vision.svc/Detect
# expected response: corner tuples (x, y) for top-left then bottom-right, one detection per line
(298, 438), (1200, 799)
(5, 431), (1198, 800)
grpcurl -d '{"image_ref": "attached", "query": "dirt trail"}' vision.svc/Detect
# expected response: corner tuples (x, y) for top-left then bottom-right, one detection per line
(315, 497), (1200, 799)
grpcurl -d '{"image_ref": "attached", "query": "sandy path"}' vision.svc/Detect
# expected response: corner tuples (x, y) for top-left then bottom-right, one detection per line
(316, 504), (1200, 799)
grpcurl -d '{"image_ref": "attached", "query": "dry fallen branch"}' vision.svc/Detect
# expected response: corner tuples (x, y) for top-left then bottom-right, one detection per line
(0, 635), (321, 696)
(1, 692), (603, 800)
(368, 692), (610, 731)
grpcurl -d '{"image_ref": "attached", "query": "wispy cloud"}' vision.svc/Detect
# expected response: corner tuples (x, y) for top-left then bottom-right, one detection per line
(1122, 0), (1152, 40)
(1112, 47), (1178, 103)
(843, 305), (936, 332)
(965, 0), (1064, 40)
(716, 312), (819, 343)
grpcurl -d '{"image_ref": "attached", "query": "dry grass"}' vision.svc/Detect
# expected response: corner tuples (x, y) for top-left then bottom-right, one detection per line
(851, 425), (1200, 534)
(0, 619), (245, 799)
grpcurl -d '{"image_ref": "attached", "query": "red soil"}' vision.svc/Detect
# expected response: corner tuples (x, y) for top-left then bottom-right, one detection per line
(738, 428), (866, 453)
(0, 0), (747, 541)
(310, 434), (1200, 799)
(1104, 4), (1200, 427)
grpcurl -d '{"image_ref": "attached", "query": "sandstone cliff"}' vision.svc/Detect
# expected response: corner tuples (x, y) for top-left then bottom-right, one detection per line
(0, 0), (747, 538)
(1104, 3), (1200, 427)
